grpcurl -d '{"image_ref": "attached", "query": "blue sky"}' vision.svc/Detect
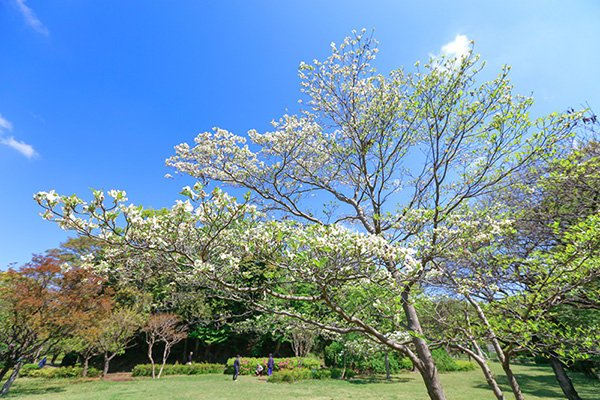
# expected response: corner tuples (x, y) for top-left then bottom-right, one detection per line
(1, 0), (599, 268)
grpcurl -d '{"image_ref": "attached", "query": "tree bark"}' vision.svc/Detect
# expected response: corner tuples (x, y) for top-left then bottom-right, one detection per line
(465, 293), (525, 400)
(548, 354), (582, 400)
(0, 363), (11, 382)
(452, 343), (505, 400)
(501, 358), (525, 400)
(402, 296), (447, 400)
(82, 356), (90, 378)
(0, 361), (23, 397)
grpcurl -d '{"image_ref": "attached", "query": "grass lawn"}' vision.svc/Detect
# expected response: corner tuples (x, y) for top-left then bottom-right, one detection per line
(3, 362), (599, 400)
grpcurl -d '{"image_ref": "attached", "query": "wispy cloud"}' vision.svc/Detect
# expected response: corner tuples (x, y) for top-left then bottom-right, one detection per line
(1, 136), (38, 159)
(0, 113), (39, 159)
(15, 0), (49, 35)
(0, 114), (13, 131)
(441, 34), (471, 59)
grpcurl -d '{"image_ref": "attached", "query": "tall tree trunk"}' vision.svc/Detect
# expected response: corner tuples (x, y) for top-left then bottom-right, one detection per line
(548, 353), (582, 400)
(341, 351), (347, 379)
(402, 291), (447, 400)
(0, 361), (23, 397)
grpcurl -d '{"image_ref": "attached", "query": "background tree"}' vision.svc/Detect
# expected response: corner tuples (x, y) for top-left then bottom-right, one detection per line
(143, 313), (187, 379)
(96, 308), (144, 380)
(0, 253), (109, 396)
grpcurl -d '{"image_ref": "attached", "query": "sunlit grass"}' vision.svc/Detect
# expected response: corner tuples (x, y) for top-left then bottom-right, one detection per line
(4, 362), (600, 400)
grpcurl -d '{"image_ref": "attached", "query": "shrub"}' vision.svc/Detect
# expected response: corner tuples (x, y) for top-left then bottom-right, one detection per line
(454, 360), (476, 371)
(225, 357), (320, 375)
(431, 349), (459, 372)
(312, 369), (331, 380)
(268, 368), (312, 383)
(20, 366), (101, 378)
(131, 363), (225, 377)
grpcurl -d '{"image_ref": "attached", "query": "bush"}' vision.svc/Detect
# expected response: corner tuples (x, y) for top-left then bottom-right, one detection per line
(454, 360), (476, 371)
(131, 363), (225, 377)
(268, 368), (312, 383)
(225, 357), (321, 376)
(431, 349), (459, 372)
(20, 366), (101, 378)
(329, 368), (356, 379)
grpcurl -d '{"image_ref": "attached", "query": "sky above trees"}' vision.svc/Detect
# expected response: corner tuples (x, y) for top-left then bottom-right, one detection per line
(1, 0), (599, 269)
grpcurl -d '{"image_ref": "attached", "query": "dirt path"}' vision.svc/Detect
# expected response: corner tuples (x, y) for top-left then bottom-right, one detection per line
(103, 372), (133, 382)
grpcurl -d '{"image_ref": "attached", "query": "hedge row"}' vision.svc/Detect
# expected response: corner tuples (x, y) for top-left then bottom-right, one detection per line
(132, 363), (225, 377)
(20, 364), (101, 378)
(267, 367), (356, 383)
(225, 356), (321, 375)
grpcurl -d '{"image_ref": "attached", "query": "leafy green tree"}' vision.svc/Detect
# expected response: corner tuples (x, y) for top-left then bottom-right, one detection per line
(96, 308), (144, 379)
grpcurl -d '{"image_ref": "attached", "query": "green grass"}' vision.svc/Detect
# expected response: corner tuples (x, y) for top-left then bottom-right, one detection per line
(3, 363), (600, 400)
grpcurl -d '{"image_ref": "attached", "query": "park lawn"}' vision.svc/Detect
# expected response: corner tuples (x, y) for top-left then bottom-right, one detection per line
(3, 362), (599, 400)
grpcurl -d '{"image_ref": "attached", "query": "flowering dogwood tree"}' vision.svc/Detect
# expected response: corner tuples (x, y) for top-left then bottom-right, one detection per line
(37, 31), (584, 400)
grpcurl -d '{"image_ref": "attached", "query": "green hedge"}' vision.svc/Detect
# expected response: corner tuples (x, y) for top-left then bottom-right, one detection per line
(225, 357), (321, 375)
(268, 367), (356, 383)
(19, 365), (101, 378)
(132, 363), (225, 377)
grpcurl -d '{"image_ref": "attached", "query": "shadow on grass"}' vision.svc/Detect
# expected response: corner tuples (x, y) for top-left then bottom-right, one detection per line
(347, 374), (412, 385)
(473, 369), (600, 400)
(5, 385), (67, 398)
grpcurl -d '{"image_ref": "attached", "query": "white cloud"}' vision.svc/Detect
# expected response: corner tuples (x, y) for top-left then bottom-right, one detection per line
(1, 136), (38, 159)
(0, 113), (39, 159)
(15, 0), (49, 35)
(0, 114), (13, 132)
(441, 34), (471, 59)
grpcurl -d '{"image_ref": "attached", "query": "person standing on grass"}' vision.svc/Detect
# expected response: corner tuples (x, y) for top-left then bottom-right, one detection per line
(187, 351), (193, 365)
(233, 355), (240, 381)
(267, 353), (274, 376)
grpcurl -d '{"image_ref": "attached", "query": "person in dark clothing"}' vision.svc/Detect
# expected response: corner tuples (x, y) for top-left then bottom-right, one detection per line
(38, 357), (47, 369)
(233, 355), (240, 381)
(187, 351), (193, 365)
(267, 353), (274, 376)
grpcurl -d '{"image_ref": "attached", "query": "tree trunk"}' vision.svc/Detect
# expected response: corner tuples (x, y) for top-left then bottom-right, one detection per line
(147, 341), (156, 379)
(102, 353), (110, 380)
(158, 344), (172, 379)
(0, 363), (11, 382)
(465, 294), (524, 400)
(548, 354), (582, 400)
(385, 351), (390, 380)
(0, 361), (23, 397)
(402, 292), (447, 400)
(82, 356), (90, 378)
(341, 351), (347, 379)
(501, 358), (525, 400)
(453, 343), (505, 400)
